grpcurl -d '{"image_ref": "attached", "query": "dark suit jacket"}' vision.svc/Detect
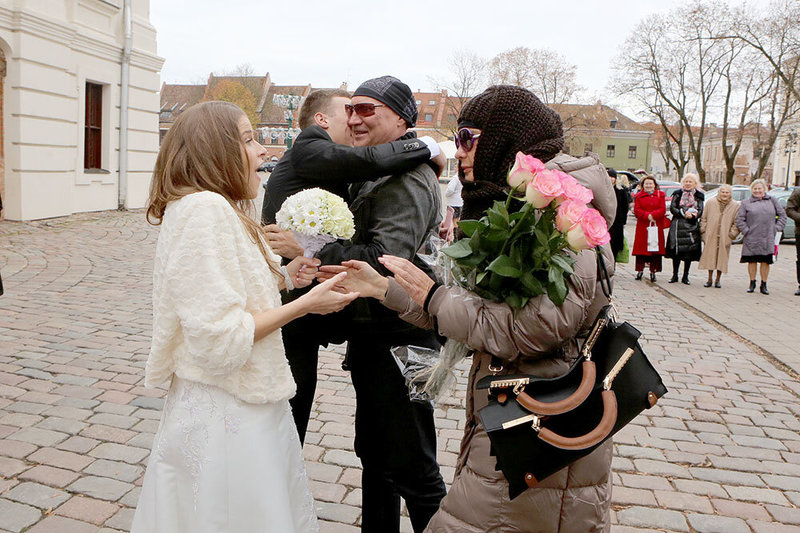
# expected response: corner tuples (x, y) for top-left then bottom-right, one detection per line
(262, 125), (432, 224)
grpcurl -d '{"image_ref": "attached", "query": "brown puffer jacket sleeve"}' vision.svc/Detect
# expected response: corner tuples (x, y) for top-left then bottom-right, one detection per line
(426, 248), (600, 361)
(382, 248), (614, 361)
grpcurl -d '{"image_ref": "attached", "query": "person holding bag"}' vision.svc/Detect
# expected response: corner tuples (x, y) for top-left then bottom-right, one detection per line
(632, 176), (667, 282)
(320, 85), (617, 533)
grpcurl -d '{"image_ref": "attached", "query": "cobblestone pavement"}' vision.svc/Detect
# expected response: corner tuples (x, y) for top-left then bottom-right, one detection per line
(624, 230), (800, 374)
(1, 210), (800, 533)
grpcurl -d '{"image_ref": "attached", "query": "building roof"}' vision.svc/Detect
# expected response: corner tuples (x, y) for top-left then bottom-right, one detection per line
(159, 83), (206, 123)
(551, 102), (652, 133)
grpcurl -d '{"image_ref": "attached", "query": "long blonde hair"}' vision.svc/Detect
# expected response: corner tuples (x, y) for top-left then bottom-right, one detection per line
(147, 101), (282, 278)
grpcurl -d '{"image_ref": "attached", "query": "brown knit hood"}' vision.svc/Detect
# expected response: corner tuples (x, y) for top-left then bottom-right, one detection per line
(458, 85), (565, 221)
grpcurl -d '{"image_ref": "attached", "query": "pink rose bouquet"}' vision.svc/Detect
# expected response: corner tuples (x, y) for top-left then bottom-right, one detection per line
(443, 151), (610, 311)
(566, 209), (612, 250)
(507, 152), (548, 189)
(525, 169), (564, 208)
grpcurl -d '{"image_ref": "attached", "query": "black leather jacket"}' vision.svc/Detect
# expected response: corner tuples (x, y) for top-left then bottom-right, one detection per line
(262, 125), (432, 224)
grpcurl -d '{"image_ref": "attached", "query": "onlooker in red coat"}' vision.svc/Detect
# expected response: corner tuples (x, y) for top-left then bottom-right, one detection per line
(632, 176), (667, 282)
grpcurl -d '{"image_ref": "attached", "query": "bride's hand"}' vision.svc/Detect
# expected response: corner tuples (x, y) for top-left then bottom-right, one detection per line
(299, 272), (359, 315)
(317, 260), (389, 300)
(378, 255), (434, 307)
(286, 256), (320, 289)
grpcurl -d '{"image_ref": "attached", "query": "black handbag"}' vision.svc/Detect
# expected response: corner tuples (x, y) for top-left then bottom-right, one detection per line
(476, 249), (668, 499)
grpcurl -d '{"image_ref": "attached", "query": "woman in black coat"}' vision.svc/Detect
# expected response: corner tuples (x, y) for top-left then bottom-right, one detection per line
(607, 168), (632, 258)
(666, 173), (704, 284)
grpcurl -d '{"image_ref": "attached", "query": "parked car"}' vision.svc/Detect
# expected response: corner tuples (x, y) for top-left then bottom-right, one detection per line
(771, 188), (796, 243)
(657, 181), (681, 219)
(703, 185), (751, 203)
(615, 170), (640, 190)
(258, 160), (279, 173)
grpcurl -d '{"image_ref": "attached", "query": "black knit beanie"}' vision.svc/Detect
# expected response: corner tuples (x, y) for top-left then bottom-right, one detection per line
(458, 85), (564, 221)
(353, 75), (418, 127)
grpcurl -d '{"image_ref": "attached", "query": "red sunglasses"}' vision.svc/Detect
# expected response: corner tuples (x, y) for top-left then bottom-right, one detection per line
(454, 128), (481, 151)
(345, 103), (386, 118)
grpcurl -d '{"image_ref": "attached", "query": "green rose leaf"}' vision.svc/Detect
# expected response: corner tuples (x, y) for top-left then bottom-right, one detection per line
(550, 254), (575, 274)
(456, 220), (483, 237)
(488, 255), (522, 278)
(506, 292), (528, 311)
(443, 240), (473, 258)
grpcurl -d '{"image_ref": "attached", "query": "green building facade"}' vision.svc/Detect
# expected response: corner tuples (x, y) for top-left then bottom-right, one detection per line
(565, 131), (652, 172)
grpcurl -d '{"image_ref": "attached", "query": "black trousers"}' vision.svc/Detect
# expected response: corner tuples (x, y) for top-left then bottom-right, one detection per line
(671, 258), (693, 279)
(795, 239), (800, 284)
(347, 339), (446, 533)
(282, 290), (348, 444)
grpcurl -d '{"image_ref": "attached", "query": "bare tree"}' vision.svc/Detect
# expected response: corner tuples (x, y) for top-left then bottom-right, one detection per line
(712, 0), (800, 182)
(613, 3), (732, 181)
(612, 15), (693, 178)
(721, 0), (800, 104)
(716, 33), (776, 184)
(750, 66), (799, 181)
(489, 47), (583, 105)
(428, 49), (486, 134)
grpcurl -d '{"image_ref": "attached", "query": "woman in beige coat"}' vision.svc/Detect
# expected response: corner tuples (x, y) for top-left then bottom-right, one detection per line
(321, 86), (616, 533)
(698, 184), (740, 288)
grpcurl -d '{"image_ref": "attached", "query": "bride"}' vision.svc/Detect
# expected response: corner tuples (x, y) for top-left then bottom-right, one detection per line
(130, 101), (358, 532)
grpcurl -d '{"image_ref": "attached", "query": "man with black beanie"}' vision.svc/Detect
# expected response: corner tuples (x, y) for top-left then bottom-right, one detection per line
(315, 75), (446, 533)
(261, 89), (444, 444)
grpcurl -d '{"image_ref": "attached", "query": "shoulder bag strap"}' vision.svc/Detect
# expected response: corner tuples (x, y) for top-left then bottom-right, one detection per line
(596, 246), (612, 299)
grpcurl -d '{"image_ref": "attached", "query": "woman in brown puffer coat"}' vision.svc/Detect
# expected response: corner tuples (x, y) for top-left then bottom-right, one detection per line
(321, 86), (617, 532)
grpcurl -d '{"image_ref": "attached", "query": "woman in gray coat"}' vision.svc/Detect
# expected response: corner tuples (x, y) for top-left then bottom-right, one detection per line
(736, 179), (787, 295)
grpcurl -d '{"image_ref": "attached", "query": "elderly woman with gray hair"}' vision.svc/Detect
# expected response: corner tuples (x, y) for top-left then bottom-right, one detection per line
(666, 173), (704, 284)
(736, 179), (787, 295)
(698, 184), (740, 288)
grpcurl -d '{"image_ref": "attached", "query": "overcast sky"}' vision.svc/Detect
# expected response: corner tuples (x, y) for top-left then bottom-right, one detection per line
(151, 0), (693, 119)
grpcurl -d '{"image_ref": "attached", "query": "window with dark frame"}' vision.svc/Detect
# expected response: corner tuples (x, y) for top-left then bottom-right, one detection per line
(584, 143), (593, 153)
(84, 82), (103, 169)
(607, 145), (615, 158)
(628, 145), (637, 159)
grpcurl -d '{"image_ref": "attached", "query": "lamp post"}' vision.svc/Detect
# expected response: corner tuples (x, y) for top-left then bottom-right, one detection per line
(271, 92), (303, 150)
(785, 128), (798, 188)
(285, 91), (296, 149)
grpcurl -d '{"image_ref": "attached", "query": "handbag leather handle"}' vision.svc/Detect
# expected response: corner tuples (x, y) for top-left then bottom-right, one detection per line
(538, 390), (617, 451)
(516, 361), (596, 416)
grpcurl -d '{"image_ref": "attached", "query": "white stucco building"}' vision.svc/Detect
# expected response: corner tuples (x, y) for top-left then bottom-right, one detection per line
(773, 119), (800, 188)
(0, 0), (163, 221)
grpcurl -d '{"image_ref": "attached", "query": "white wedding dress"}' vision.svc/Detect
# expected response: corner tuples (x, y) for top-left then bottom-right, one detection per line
(130, 377), (319, 533)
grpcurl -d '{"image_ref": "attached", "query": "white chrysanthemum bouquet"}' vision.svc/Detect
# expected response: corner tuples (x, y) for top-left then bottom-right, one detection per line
(275, 188), (355, 257)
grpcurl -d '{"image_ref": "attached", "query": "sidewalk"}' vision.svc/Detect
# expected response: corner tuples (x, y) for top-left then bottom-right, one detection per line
(621, 223), (800, 374)
(0, 210), (799, 532)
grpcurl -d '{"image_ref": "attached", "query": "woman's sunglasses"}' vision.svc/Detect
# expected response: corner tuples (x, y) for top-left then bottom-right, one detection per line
(344, 103), (386, 118)
(454, 128), (481, 151)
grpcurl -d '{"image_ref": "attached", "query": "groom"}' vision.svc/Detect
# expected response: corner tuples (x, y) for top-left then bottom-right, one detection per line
(314, 76), (446, 533)
(262, 88), (443, 443)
